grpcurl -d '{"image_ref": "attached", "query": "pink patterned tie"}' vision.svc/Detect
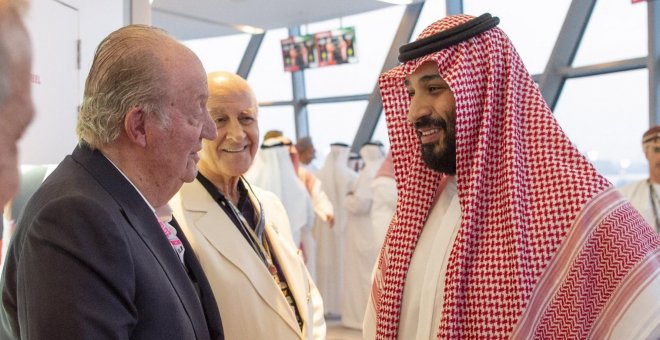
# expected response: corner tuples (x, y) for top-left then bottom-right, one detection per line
(155, 205), (185, 264)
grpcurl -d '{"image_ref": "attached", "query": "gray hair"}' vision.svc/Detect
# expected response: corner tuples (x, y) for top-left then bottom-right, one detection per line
(77, 25), (177, 149)
(0, 0), (29, 108)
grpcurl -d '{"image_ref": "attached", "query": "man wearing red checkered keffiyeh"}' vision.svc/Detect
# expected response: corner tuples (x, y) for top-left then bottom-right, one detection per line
(364, 13), (660, 339)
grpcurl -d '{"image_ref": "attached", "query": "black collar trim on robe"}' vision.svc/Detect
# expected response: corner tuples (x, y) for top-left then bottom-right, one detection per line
(398, 13), (500, 63)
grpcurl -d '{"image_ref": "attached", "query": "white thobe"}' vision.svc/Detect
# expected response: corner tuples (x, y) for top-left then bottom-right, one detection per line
(341, 145), (384, 329)
(619, 179), (660, 233)
(315, 145), (357, 315)
(370, 176), (397, 250)
(246, 145), (315, 246)
(363, 176), (461, 339)
(364, 176), (660, 339)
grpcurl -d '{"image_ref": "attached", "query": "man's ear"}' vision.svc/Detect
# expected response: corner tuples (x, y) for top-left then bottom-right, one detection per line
(124, 107), (147, 147)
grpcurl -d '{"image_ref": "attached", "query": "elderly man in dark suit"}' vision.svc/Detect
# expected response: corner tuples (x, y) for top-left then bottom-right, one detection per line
(0, 24), (224, 339)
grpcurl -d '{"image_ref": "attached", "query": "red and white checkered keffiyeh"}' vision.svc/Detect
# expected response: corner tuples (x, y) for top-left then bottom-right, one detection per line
(371, 14), (660, 339)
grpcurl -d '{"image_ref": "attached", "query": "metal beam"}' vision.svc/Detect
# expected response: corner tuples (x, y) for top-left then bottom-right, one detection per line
(259, 100), (295, 107)
(236, 33), (264, 79)
(288, 26), (309, 138)
(445, 0), (463, 16)
(559, 57), (647, 78)
(538, 0), (596, 110)
(531, 57), (646, 83)
(259, 94), (371, 108)
(306, 94), (371, 104)
(350, 2), (424, 153)
(649, 0), (660, 126)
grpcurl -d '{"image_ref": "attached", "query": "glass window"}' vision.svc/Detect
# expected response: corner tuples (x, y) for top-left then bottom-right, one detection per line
(183, 34), (250, 74)
(463, 0), (571, 74)
(307, 101), (368, 166)
(257, 105), (296, 144)
(248, 28), (293, 103)
(572, 1), (647, 67)
(553, 69), (648, 186)
(372, 109), (391, 152)
(304, 6), (405, 99)
(410, 0), (447, 40)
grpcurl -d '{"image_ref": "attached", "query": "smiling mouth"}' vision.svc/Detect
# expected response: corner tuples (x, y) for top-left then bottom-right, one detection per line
(420, 128), (440, 137)
(223, 146), (248, 153)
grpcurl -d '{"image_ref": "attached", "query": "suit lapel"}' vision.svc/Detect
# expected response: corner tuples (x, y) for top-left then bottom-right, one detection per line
(247, 185), (306, 337)
(181, 180), (302, 335)
(71, 146), (211, 340)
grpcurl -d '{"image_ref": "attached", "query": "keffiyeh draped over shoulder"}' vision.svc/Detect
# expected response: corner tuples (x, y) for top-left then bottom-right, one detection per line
(371, 14), (660, 339)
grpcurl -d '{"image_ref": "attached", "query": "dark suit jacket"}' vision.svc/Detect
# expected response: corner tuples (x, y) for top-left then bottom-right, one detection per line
(0, 145), (224, 339)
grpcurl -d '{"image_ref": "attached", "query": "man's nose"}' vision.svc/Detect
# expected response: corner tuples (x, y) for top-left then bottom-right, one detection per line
(226, 119), (246, 141)
(408, 97), (432, 125)
(201, 113), (217, 141)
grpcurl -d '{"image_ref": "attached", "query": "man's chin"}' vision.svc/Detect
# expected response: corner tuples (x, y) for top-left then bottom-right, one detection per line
(421, 143), (456, 175)
(183, 165), (198, 183)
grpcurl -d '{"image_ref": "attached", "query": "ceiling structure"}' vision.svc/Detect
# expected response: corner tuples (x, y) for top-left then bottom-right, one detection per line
(147, 0), (659, 154)
(151, 0), (424, 40)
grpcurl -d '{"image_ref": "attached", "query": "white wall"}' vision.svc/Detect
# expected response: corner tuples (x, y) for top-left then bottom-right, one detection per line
(19, 0), (125, 165)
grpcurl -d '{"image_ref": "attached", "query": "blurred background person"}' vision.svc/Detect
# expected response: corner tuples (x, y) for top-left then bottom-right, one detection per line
(170, 71), (325, 339)
(296, 136), (318, 173)
(263, 129), (283, 141)
(248, 135), (313, 245)
(348, 151), (362, 172)
(620, 125), (660, 233)
(370, 151), (396, 249)
(314, 142), (357, 319)
(0, 0), (35, 266)
(288, 136), (334, 280)
(250, 133), (334, 280)
(246, 136), (315, 266)
(341, 142), (385, 330)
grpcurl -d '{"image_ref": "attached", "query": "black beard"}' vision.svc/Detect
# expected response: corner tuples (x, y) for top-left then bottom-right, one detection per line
(421, 140), (456, 175)
(415, 116), (456, 175)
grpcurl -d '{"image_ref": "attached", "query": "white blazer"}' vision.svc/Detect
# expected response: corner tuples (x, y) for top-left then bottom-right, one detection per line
(170, 179), (326, 340)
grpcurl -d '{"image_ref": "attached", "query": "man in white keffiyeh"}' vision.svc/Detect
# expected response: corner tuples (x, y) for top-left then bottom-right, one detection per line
(341, 142), (385, 329)
(365, 13), (660, 339)
(315, 143), (357, 317)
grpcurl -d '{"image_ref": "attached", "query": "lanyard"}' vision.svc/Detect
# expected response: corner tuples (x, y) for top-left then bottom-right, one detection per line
(222, 181), (279, 277)
(225, 196), (275, 271)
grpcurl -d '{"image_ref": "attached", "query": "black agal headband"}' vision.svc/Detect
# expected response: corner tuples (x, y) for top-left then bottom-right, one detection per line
(398, 13), (500, 63)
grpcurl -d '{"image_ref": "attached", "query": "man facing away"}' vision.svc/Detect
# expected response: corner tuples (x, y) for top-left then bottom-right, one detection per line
(0, 0), (35, 269)
(365, 13), (660, 339)
(0, 25), (224, 339)
(620, 125), (660, 233)
(296, 136), (318, 173)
